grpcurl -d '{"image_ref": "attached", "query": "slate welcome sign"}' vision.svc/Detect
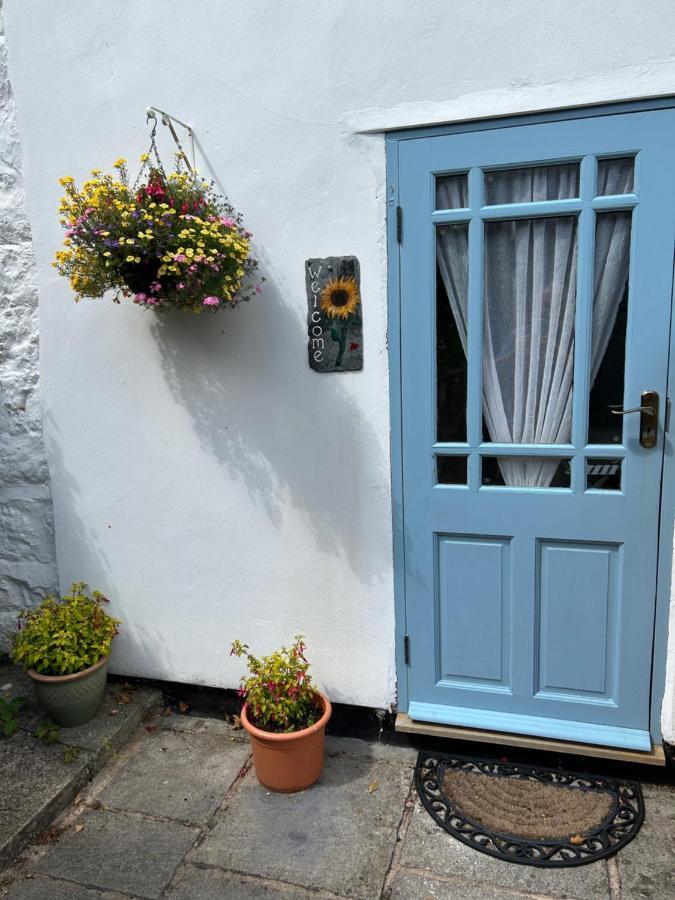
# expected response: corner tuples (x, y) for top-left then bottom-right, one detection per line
(305, 256), (363, 372)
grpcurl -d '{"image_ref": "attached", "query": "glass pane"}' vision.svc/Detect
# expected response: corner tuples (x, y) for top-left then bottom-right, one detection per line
(484, 162), (579, 205)
(483, 216), (578, 444)
(588, 211), (631, 444)
(435, 173), (468, 210)
(586, 458), (622, 491)
(597, 157), (634, 195)
(436, 225), (468, 442)
(436, 456), (468, 484)
(481, 456), (571, 488)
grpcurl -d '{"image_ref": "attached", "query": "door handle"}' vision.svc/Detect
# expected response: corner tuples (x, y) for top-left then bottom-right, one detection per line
(608, 390), (659, 448)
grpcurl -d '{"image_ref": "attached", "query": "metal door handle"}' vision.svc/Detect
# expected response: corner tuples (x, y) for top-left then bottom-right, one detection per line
(608, 390), (659, 448)
(609, 405), (655, 415)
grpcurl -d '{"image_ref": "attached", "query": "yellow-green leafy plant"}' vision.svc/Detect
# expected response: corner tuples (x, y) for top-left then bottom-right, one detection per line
(54, 155), (262, 313)
(230, 634), (321, 733)
(11, 583), (120, 676)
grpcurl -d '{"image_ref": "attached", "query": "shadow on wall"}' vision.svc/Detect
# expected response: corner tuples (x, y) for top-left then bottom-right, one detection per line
(41, 411), (173, 678)
(150, 255), (390, 587)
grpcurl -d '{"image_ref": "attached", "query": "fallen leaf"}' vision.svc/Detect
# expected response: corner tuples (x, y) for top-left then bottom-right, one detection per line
(178, 701), (189, 714)
(90, 800), (102, 810)
(232, 714), (242, 730)
(115, 691), (132, 705)
(570, 834), (584, 845)
(108, 709), (119, 717)
(368, 781), (379, 794)
(74, 824), (85, 833)
(144, 725), (158, 734)
(162, 706), (172, 717)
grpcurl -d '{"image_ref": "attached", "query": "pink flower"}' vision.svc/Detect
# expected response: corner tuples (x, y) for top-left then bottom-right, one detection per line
(220, 217), (235, 227)
(149, 281), (162, 293)
(177, 282), (185, 290)
(202, 296), (220, 307)
(134, 293), (147, 303)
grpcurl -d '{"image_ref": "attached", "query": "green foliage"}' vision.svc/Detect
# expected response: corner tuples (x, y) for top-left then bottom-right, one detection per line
(34, 720), (61, 743)
(230, 634), (321, 734)
(0, 697), (24, 737)
(11, 583), (120, 676)
(62, 745), (81, 764)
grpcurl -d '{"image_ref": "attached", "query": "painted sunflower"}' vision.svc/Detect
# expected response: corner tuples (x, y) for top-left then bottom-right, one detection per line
(320, 276), (360, 320)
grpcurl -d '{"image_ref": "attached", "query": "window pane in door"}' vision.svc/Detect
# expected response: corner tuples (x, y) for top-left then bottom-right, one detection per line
(484, 162), (579, 205)
(586, 458), (622, 491)
(483, 215), (578, 445)
(436, 456), (468, 485)
(597, 157), (634, 195)
(435, 173), (469, 210)
(481, 456), (571, 488)
(436, 225), (468, 442)
(588, 211), (631, 445)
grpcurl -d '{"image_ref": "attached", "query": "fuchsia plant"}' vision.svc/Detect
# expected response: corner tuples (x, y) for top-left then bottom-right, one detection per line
(230, 634), (321, 733)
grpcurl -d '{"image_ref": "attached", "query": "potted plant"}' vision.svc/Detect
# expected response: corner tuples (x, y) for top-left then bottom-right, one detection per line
(10, 583), (120, 727)
(53, 155), (262, 313)
(230, 634), (331, 793)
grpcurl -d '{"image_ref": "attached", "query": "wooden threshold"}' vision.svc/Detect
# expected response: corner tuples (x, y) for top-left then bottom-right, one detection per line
(395, 712), (666, 766)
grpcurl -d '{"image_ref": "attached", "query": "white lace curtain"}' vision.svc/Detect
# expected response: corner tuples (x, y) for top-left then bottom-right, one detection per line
(436, 160), (633, 486)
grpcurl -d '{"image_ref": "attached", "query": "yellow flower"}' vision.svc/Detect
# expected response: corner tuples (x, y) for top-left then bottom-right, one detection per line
(320, 277), (361, 320)
(113, 157), (126, 168)
(103, 251), (112, 257)
(126, 255), (135, 262)
(59, 176), (74, 186)
(140, 153), (149, 162)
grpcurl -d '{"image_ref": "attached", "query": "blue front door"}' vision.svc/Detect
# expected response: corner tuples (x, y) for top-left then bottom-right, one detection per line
(394, 108), (675, 750)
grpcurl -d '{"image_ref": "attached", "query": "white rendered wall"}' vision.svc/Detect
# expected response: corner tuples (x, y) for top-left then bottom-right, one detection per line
(5, 1), (675, 721)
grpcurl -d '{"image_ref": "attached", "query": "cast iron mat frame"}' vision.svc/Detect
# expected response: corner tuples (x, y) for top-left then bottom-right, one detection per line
(415, 751), (644, 867)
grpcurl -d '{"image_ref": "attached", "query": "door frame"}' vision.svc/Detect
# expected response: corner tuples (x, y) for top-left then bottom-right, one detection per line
(386, 96), (675, 747)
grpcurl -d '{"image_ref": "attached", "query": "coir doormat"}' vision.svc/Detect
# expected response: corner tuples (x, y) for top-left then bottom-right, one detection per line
(415, 752), (644, 867)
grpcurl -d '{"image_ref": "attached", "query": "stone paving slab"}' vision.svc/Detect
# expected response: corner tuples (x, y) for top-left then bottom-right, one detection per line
(99, 728), (250, 825)
(389, 870), (533, 899)
(167, 864), (337, 898)
(0, 667), (160, 870)
(158, 711), (248, 741)
(3, 874), (127, 899)
(32, 808), (199, 898)
(324, 735), (416, 765)
(190, 750), (414, 898)
(399, 801), (611, 900)
(0, 731), (95, 871)
(615, 786), (675, 898)
(1, 667), (160, 753)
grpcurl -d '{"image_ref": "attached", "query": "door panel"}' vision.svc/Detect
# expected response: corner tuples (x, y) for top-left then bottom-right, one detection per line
(397, 109), (675, 749)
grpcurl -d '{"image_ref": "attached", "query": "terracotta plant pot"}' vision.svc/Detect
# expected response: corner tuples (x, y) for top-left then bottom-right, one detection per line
(27, 656), (108, 727)
(241, 692), (332, 793)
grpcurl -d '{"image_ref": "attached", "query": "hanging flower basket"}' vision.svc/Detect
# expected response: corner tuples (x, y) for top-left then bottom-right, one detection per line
(54, 152), (262, 314)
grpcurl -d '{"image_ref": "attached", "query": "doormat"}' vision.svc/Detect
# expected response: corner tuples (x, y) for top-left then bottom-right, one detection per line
(415, 752), (644, 867)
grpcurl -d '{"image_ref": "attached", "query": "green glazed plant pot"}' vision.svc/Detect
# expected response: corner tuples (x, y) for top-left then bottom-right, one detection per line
(27, 656), (108, 727)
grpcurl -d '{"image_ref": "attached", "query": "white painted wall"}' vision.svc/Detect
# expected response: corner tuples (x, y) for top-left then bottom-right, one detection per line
(5, 1), (675, 724)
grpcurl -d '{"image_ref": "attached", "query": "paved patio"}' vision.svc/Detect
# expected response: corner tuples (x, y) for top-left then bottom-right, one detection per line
(1, 705), (674, 900)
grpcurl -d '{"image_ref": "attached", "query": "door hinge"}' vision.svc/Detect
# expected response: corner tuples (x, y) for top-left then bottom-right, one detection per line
(403, 634), (410, 665)
(396, 206), (403, 243)
(666, 397), (671, 433)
